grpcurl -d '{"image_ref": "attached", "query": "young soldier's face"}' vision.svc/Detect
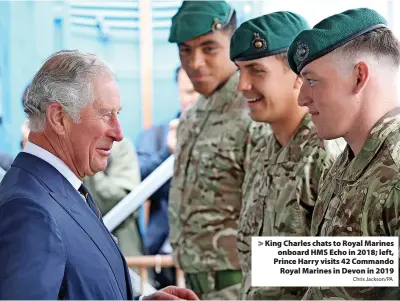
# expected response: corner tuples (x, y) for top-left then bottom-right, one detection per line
(178, 30), (237, 97)
(236, 55), (301, 123)
(298, 54), (356, 139)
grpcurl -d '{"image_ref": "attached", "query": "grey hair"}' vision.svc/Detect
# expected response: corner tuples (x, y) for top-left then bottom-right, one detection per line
(25, 50), (114, 132)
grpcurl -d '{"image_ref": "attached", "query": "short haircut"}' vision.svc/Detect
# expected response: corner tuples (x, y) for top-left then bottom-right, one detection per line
(331, 27), (400, 71)
(25, 50), (114, 132)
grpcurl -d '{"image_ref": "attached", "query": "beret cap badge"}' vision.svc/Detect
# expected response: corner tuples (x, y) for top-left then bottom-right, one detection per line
(252, 33), (267, 51)
(212, 17), (222, 31)
(295, 40), (309, 62)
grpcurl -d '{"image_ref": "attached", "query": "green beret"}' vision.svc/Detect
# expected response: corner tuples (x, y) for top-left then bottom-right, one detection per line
(288, 8), (388, 75)
(169, 0), (234, 44)
(230, 11), (310, 61)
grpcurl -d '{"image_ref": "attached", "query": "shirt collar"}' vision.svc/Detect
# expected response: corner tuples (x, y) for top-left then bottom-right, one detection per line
(268, 113), (314, 164)
(23, 141), (82, 191)
(196, 71), (241, 112)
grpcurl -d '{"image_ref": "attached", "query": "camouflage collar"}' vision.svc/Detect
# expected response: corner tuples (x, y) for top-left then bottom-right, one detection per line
(274, 113), (314, 164)
(335, 107), (400, 180)
(196, 71), (241, 112)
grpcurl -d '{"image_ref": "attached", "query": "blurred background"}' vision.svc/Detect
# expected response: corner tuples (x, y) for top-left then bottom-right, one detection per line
(1, 0), (399, 156)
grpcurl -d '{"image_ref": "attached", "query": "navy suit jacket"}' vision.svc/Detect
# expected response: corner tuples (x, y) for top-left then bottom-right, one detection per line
(136, 122), (171, 255)
(0, 153), (134, 299)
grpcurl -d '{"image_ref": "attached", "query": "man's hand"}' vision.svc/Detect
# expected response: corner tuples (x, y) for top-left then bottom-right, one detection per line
(167, 118), (180, 154)
(142, 286), (199, 300)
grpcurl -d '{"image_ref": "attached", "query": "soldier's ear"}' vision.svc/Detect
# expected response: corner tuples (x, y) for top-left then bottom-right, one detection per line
(294, 75), (303, 90)
(353, 61), (369, 94)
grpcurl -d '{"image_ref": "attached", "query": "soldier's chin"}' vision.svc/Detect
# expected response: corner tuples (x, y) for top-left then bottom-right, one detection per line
(193, 81), (216, 96)
(316, 126), (341, 140)
(249, 110), (268, 123)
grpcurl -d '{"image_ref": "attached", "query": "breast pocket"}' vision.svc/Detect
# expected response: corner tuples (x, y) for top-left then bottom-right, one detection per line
(190, 129), (245, 207)
(320, 185), (364, 236)
(259, 162), (307, 236)
(333, 186), (365, 236)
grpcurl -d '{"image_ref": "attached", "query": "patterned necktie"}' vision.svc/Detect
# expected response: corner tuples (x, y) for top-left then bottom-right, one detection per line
(78, 183), (101, 220)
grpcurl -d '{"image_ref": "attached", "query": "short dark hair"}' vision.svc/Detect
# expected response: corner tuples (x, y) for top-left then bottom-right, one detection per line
(175, 66), (182, 83)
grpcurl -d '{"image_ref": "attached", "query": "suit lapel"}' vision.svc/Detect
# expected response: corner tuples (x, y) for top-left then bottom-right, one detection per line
(85, 191), (132, 299)
(50, 181), (127, 299)
(103, 224), (133, 300)
(91, 192), (133, 299)
(121, 253), (134, 300)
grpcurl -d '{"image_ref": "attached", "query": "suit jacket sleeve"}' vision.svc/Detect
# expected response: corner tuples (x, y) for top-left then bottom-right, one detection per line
(243, 122), (271, 174)
(0, 198), (66, 299)
(135, 127), (171, 180)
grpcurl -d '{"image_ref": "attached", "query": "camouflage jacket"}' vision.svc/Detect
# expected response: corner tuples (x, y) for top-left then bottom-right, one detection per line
(305, 108), (400, 300)
(238, 114), (343, 300)
(168, 72), (268, 273)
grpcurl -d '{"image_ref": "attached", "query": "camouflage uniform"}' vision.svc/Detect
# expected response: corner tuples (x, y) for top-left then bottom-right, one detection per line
(304, 108), (400, 300)
(169, 72), (267, 299)
(238, 114), (343, 300)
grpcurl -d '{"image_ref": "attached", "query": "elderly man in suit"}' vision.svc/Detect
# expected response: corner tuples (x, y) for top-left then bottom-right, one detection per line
(0, 50), (198, 300)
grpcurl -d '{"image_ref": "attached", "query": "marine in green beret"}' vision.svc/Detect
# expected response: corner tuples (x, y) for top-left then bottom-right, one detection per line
(168, 1), (269, 299)
(231, 11), (345, 300)
(169, 0), (237, 97)
(288, 8), (400, 300)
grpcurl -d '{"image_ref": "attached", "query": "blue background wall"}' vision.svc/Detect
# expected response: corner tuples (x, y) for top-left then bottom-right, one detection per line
(0, 0), (261, 156)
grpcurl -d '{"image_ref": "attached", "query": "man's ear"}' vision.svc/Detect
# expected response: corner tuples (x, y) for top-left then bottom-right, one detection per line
(353, 61), (370, 94)
(294, 75), (303, 90)
(46, 102), (67, 135)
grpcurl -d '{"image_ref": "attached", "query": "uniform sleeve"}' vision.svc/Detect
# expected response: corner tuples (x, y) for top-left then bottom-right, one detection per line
(171, 111), (188, 179)
(168, 112), (189, 268)
(175, 110), (187, 143)
(0, 198), (66, 299)
(374, 191), (400, 300)
(300, 145), (337, 212)
(243, 122), (271, 174)
(88, 139), (141, 213)
(381, 183), (400, 237)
